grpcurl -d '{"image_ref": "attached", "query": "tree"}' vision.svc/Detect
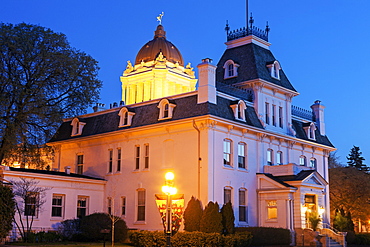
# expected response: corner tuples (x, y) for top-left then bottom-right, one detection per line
(328, 151), (344, 169)
(200, 201), (222, 233)
(221, 201), (235, 235)
(347, 146), (369, 172)
(11, 178), (50, 242)
(0, 183), (15, 240)
(184, 196), (203, 232)
(329, 167), (370, 223)
(0, 23), (102, 168)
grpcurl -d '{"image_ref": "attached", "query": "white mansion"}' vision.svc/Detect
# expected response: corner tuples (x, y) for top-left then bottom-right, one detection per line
(1, 17), (335, 237)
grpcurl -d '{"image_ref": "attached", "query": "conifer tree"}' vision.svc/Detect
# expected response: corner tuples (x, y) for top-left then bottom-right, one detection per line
(347, 146), (369, 172)
(0, 183), (15, 239)
(184, 196), (203, 232)
(221, 201), (235, 235)
(200, 201), (222, 233)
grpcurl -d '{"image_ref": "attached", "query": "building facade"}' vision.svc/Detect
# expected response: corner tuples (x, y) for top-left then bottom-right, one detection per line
(2, 19), (335, 235)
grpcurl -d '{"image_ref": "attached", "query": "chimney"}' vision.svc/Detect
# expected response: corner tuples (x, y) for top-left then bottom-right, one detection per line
(311, 100), (325, 136)
(65, 166), (71, 175)
(197, 58), (217, 104)
(93, 103), (106, 112)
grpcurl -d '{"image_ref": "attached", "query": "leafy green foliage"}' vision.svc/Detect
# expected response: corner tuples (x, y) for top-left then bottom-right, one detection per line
(221, 201), (235, 235)
(184, 196), (203, 232)
(308, 213), (321, 231)
(79, 213), (127, 242)
(347, 146), (369, 172)
(200, 201), (223, 233)
(329, 167), (370, 221)
(333, 209), (354, 232)
(0, 183), (15, 239)
(129, 230), (253, 247)
(0, 22), (102, 167)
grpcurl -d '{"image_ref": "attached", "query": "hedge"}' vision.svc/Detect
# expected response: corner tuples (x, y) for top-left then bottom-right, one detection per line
(235, 227), (291, 246)
(129, 230), (253, 247)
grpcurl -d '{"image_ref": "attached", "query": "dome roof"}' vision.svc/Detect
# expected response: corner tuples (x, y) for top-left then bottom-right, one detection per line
(135, 25), (184, 66)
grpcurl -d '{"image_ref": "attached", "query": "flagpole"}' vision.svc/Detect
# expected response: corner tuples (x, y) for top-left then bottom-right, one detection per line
(246, 0), (248, 28)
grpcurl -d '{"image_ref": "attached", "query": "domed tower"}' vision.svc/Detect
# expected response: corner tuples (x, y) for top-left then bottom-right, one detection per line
(121, 25), (197, 105)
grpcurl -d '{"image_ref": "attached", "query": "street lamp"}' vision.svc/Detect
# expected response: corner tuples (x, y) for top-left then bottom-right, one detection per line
(162, 172), (177, 247)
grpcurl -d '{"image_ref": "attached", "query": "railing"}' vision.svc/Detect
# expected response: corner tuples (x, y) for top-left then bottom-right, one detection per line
(319, 223), (347, 247)
(227, 26), (269, 42)
(291, 105), (314, 121)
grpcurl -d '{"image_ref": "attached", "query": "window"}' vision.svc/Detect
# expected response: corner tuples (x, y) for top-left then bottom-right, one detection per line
(223, 139), (232, 166)
(265, 102), (270, 124)
(144, 144), (149, 169)
(272, 105), (276, 126)
(278, 107), (283, 128)
(71, 118), (86, 136)
(231, 100), (246, 121)
(239, 189), (247, 222)
(121, 196), (126, 216)
(299, 156), (307, 166)
(223, 60), (239, 79)
(276, 151), (283, 165)
(267, 149), (273, 165)
(118, 107), (135, 127)
(267, 61), (281, 80)
(303, 122), (316, 140)
(77, 154), (84, 174)
(25, 192), (38, 216)
(158, 99), (176, 120)
(117, 148), (121, 172)
(107, 197), (112, 215)
(77, 196), (88, 218)
(137, 190), (146, 221)
(309, 158), (317, 169)
(51, 194), (64, 217)
(135, 145), (140, 170)
(238, 142), (246, 169)
(108, 149), (113, 173)
(267, 200), (277, 220)
(224, 187), (232, 204)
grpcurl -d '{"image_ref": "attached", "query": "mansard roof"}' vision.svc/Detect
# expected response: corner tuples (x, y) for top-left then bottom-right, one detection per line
(259, 173), (296, 188)
(7, 167), (105, 181)
(292, 120), (334, 147)
(215, 43), (296, 92)
(49, 95), (264, 142)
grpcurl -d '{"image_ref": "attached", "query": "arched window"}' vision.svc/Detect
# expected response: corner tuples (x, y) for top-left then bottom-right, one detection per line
(224, 186), (233, 204)
(266, 60), (281, 80)
(71, 118), (86, 137)
(267, 149), (273, 165)
(309, 158), (317, 169)
(158, 99), (176, 120)
(223, 60), (239, 79)
(299, 155), (307, 166)
(276, 151), (283, 165)
(238, 142), (247, 169)
(231, 100), (247, 121)
(118, 107), (135, 127)
(223, 139), (233, 167)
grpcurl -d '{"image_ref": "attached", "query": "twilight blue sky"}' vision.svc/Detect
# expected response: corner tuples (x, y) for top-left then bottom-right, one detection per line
(2, 0), (369, 164)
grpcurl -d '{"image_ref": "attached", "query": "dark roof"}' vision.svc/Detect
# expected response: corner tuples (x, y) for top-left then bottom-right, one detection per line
(258, 173), (296, 188)
(215, 43), (296, 92)
(292, 120), (334, 147)
(8, 167), (105, 181)
(49, 95), (264, 142)
(275, 170), (315, 182)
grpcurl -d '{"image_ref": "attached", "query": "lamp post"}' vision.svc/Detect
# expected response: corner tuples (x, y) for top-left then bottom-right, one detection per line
(162, 172), (177, 247)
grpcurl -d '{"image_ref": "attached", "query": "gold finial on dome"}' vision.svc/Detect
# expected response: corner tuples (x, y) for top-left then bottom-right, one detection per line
(156, 12), (164, 25)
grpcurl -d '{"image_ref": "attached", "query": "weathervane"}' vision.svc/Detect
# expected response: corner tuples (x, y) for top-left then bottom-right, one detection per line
(157, 12), (164, 25)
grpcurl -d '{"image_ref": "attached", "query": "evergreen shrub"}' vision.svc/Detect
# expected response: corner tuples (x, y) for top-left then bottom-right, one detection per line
(236, 227), (291, 246)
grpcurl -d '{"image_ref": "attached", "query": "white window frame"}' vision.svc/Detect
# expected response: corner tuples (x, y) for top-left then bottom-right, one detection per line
(108, 149), (113, 173)
(299, 155), (307, 166)
(136, 189), (146, 222)
(238, 142), (247, 169)
(77, 196), (89, 218)
(267, 61), (281, 80)
(267, 149), (273, 165)
(144, 144), (149, 169)
(51, 194), (65, 218)
(224, 187), (232, 205)
(223, 139), (233, 167)
(135, 145), (140, 170)
(276, 151), (283, 165)
(309, 158), (317, 169)
(239, 189), (247, 223)
(76, 154), (84, 175)
(107, 197), (112, 215)
(223, 59), (239, 79)
(272, 104), (276, 126)
(158, 99), (176, 120)
(278, 106), (283, 128)
(121, 196), (126, 216)
(117, 148), (121, 172)
(71, 118), (86, 137)
(118, 107), (135, 127)
(231, 100), (247, 121)
(267, 200), (278, 220)
(265, 102), (270, 125)
(25, 192), (38, 217)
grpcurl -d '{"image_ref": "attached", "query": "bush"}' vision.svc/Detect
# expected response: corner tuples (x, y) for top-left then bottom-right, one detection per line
(78, 213), (128, 242)
(184, 196), (203, 232)
(353, 233), (370, 245)
(129, 230), (253, 247)
(59, 218), (81, 240)
(25, 231), (62, 243)
(236, 227), (291, 246)
(200, 201), (223, 233)
(221, 202), (235, 235)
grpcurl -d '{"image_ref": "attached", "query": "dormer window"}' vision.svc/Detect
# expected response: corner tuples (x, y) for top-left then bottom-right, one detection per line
(158, 99), (176, 120)
(223, 60), (239, 79)
(71, 118), (86, 137)
(118, 107), (135, 127)
(266, 61), (281, 80)
(230, 100), (247, 121)
(303, 122), (316, 140)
